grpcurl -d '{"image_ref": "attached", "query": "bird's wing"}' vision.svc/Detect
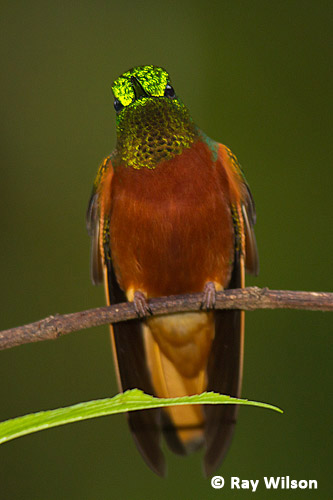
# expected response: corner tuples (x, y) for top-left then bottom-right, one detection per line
(86, 156), (166, 476)
(204, 144), (258, 476)
(224, 146), (259, 275)
(86, 170), (104, 286)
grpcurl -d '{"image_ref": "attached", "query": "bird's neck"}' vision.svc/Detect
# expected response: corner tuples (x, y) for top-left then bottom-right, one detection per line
(114, 98), (198, 170)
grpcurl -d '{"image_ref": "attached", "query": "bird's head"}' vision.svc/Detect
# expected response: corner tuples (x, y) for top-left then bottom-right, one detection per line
(112, 65), (178, 114)
(111, 66), (197, 169)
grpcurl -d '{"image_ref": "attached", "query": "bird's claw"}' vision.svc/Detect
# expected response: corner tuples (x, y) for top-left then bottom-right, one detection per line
(133, 291), (153, 318)
(200, 281), (216, 310)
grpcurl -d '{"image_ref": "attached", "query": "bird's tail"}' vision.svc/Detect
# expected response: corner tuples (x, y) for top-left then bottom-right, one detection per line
(142, 312), (214, 454)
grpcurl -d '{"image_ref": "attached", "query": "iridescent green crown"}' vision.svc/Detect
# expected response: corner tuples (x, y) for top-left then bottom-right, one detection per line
(112, 66), (169, 107)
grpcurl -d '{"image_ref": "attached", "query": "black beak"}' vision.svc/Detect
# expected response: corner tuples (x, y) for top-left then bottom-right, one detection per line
(131, 76), (150, 99)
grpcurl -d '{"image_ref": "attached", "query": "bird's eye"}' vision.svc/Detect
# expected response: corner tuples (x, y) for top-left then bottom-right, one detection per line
(164, 83), (176, 99)
(113, 99), (124, 112)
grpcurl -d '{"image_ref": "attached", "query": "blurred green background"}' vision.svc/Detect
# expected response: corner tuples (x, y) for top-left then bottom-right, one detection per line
(0, 1), (332, 499)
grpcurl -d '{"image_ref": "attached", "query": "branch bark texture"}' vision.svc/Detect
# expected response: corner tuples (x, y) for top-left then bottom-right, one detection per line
(0, 287), (332, 351)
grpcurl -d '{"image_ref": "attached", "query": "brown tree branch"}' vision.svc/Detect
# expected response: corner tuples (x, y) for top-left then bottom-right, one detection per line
(0, 287), (332, 352)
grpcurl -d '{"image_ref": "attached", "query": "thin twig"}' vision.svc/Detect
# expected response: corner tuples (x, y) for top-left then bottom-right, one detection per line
(0, 287), (332, 351)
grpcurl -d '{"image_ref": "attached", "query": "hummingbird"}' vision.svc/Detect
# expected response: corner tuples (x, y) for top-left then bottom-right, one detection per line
(86, 65), (259, 477)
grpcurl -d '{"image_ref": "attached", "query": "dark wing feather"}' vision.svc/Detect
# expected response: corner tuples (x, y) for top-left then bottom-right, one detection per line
(103, 252), (166, 476)
(243, 184), (259, 276)
(203, 244), (244, 476)
(86, 190), (103, 285)
(161, 411), (187, 455)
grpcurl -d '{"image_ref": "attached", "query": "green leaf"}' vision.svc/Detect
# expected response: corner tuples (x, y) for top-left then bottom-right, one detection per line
(0, 389), (282, 445)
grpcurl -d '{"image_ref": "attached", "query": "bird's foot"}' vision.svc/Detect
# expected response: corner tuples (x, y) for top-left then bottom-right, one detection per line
(133, 291), (153, 318)
(200, 281), (216, 310)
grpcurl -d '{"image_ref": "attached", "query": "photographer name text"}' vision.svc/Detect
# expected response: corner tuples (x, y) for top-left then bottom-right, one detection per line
(211, 476), (318, 491)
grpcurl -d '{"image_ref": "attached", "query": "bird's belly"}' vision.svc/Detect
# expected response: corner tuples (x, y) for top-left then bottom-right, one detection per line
(111, 192), (234, 297)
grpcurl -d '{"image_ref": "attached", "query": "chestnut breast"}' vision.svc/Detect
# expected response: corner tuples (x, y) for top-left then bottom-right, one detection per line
(109, 140), (234, 297)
